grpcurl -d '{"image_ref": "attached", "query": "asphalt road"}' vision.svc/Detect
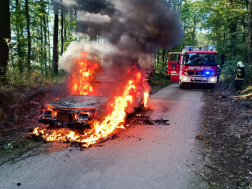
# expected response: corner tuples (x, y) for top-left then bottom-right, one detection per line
(0, 83), (208, 189)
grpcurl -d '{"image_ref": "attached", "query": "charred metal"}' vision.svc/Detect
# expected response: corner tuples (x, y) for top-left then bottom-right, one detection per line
(38, 95), (109, 129)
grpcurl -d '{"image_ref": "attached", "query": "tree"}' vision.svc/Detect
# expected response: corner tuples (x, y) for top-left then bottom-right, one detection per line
(61, 3), (64, 55)
(16, 0), (23, 73)
(25, 0), (31, 70)
(53, 2), (59, 74)
(0, 0), (11, 83)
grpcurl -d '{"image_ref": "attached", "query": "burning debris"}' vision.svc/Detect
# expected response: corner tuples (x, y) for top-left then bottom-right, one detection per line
(128, 113), (169, 126)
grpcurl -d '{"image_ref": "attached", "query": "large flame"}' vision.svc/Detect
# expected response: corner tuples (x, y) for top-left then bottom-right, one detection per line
(67, 52), (102, 96)
(33, 54), (150, 147)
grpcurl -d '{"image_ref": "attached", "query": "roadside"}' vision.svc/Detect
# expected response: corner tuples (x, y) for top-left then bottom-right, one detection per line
(200, 83), (252, 188)
(0, 83), (67, 165)
(149, 73), (171, 94)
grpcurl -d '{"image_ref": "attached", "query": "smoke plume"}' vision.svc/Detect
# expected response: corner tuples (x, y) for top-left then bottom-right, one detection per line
(59, 0), (184, 76)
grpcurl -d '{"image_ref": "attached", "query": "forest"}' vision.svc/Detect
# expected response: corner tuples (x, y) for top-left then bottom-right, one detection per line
(0, 0), (252, 89)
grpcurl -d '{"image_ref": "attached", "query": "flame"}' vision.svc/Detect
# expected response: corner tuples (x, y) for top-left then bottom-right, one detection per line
(33, 56), (150, 147)
(143, 91), (149, 108)
(81, 79), (138, 146)
(67, 52), (102, 96)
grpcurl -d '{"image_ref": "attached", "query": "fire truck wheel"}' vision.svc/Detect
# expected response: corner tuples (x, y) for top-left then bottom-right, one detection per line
(208, 84), (215, 89)
(179, 81), (184, 89)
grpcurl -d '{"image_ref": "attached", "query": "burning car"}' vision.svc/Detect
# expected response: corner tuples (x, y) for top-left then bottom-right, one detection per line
(38, 77), (146, 131)
(33, 53), (150, 147)
(38, 95), (109, 130)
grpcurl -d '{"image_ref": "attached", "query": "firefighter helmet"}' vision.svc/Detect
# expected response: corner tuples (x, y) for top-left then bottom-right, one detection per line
(237, 61), (244, 67)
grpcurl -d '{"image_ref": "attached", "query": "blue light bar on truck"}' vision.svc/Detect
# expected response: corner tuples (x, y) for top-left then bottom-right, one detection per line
(189, 47), (192, 51)
(209, 46), (213, 51)
(204, 70), (212, 76)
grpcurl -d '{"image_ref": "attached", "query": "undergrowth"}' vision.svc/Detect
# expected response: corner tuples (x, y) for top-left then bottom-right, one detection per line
(150, 72), (171, 94)
(0, 67), (66, 129)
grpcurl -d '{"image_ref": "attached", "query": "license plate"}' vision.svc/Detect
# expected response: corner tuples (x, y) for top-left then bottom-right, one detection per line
(192, 77), (206, 81)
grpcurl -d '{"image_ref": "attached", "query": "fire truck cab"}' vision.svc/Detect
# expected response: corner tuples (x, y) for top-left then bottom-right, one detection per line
(167, 46), (218, 89)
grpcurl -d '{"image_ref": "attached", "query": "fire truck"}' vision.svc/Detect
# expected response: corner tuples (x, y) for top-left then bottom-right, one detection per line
(167, 46), (221, 89)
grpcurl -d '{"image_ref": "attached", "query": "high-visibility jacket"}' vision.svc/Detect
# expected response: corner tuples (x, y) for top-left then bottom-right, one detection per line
(235, 67), (245, 80)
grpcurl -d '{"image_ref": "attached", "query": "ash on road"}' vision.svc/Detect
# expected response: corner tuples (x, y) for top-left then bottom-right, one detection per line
(0, 83), (208, 189)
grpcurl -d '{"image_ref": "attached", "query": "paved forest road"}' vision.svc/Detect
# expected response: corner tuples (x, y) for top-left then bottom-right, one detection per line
(0, 83), (208, 189)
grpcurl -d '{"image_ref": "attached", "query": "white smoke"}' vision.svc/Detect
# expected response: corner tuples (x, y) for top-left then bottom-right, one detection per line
(78, 12), (111, 24)
(59, 39), (116, 72)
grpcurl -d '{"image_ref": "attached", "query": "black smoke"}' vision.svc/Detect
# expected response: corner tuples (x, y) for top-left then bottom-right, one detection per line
(59, 0), (184, 76)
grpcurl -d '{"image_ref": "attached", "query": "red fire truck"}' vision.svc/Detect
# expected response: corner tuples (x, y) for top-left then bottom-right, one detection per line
(167, 46), (220, 89)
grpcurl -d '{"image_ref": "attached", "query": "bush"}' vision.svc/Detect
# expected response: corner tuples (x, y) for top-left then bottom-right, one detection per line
(220, 59), (252, 89)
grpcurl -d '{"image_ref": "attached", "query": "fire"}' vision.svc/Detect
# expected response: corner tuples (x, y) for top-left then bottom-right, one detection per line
(143, 91), (149, 108)
(81, 79), (139, 146)
(67, 52), (102, 96)
(33, 54), (151, 147)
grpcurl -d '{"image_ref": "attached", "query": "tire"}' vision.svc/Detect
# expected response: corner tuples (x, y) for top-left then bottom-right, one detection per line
(179, 81), (184, 89)
(208, 84), (215, 89)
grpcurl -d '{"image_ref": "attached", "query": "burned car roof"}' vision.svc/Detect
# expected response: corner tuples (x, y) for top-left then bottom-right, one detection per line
(45, 95), (109, 109)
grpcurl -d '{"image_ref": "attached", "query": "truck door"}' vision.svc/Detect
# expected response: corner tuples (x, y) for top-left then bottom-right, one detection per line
(168, 52), (181, 82)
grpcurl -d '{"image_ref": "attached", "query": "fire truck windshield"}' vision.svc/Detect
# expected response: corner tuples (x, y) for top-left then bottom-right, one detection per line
(185, 53), (217, 65)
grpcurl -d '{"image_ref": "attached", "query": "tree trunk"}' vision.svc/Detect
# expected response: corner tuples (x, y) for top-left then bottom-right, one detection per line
(161, 49), (165, 68)
(70, 6), (73, 32)
(248, 0), (252, 64)
(43, 15), (47, 75)
(0, 0), (10, 83)
(25, 0), (31, 70)
(40, 15), (43, 71)
(53, 3), (59, 74)
(156, 49), (159, 67)
(75, 5), (77, 40)
(61, 6), (64, 55)
(192, 16), (196, 44)
(47, 15), (51, 73)
(16, 0), (22, 73)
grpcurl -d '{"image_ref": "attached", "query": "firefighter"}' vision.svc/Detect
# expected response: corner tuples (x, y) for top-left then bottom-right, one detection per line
(217, 65), (221, 83)
(234, 61), (245, 94)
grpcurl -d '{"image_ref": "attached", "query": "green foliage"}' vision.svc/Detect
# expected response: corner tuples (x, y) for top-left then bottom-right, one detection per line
(150, 72), (170, 86)
(165, 0), (252, 89)
(5, 66), (65, 89)
(9, 0), (79, 77)
(150, 72), (171, 94)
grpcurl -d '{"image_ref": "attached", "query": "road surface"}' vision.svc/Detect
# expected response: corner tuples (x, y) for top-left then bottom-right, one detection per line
(0, 83), (208, 189)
